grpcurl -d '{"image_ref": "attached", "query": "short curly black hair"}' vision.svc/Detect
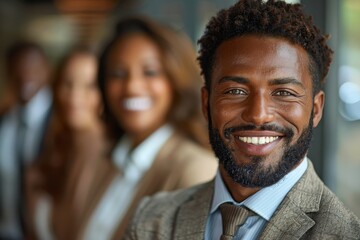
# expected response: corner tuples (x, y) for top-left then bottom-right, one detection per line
(198, 0), (333, 94)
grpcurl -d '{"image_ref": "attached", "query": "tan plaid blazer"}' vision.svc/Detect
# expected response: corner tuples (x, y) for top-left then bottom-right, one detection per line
(124, 160), (360, 240)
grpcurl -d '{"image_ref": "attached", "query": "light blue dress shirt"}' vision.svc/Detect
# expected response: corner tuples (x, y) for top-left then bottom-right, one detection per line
(205, 158), (308, 240)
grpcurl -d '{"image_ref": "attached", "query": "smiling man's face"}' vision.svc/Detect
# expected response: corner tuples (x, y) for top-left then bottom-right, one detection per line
(202, 34), (324, 188)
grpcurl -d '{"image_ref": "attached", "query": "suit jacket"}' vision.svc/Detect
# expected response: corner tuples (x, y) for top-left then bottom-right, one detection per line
(76, 132), (218, 239)
(0, 100), (52, 238)
(124, 160), (360, 240)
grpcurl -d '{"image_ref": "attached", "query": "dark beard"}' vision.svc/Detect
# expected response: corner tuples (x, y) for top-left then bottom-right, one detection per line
(208, 113), (314, 188)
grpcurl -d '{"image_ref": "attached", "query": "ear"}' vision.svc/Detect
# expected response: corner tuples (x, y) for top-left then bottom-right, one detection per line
(201, 86), (209, 121)
(312, 90), (325, 128)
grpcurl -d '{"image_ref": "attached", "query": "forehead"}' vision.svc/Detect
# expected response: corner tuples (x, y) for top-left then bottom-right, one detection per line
(211, 35), (311, 87)
(64, 54), (96, 76)
(66, 53), (95, 68)
(110, 34), (160, 59)
(12, 49), (45, 66)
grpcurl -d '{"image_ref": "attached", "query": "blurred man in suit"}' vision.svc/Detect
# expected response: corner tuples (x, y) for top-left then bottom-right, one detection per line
(0, 41), (52, 239)
(124, 0), (360, 239)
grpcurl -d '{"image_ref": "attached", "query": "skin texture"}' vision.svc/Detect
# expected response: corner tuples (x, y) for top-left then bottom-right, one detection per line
(202, 35), (324, 202)
(56, 53), (101, 131)
(105, 34), (173, 147)
(8, 49), (49, 104)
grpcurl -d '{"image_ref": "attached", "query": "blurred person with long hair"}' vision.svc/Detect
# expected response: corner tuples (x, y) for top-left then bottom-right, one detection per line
(76, 17), (217, 239)
(26, 48), (107, 239)
(0, 41), (52, 239)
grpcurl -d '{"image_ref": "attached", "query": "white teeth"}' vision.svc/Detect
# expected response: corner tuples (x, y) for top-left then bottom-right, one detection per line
(123, 97), (153, 111)
(239, 136), (279, 145)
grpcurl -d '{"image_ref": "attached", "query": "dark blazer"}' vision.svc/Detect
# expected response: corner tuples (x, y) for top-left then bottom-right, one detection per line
(124, 160), (360, 240)
(0, 104), (52, 157)
(0, 103), (52, 238)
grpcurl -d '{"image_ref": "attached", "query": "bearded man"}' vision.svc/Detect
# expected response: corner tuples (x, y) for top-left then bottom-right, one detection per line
(123, 0), (360, 239)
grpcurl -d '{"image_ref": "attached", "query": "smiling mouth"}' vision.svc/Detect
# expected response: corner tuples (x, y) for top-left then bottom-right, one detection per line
(123, 97), (153, 111)
(238, 136), (280, 145)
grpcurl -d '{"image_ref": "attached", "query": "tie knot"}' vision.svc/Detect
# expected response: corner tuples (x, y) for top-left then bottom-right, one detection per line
(219, 203), (253, 239)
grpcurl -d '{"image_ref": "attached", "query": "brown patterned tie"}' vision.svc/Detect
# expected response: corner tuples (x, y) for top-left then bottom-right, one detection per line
(219, 203), (253, 240)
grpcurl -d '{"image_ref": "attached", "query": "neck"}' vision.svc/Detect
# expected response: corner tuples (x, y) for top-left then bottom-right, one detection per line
(128, 124), (166, 149)
(219, 166), (261, 202)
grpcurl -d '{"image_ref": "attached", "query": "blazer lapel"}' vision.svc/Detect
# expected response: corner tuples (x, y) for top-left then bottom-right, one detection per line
(173, 180), (214, 240)
(260, 160), (322, 239)
(112, 133), (183, 238)
(259, 199), (315, 239)
(77, 159), (120, 239)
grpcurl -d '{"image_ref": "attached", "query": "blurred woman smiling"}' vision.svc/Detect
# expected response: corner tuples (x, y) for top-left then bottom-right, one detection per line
(81, 17), (217, 238)
(26, 48), (107, 240)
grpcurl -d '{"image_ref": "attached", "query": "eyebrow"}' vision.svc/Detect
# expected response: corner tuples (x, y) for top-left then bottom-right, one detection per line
(218, 76), (250, 84)
(218, 76), (305, 89)
(269, 78), (305, 89)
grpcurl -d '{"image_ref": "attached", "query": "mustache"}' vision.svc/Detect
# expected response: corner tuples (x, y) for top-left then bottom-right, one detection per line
(224, 124), (294, 139)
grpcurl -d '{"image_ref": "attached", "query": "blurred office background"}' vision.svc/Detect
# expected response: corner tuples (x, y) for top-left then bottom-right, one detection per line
(0, 0), (359, 216)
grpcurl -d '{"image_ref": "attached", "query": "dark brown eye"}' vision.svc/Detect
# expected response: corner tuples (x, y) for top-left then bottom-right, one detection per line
(274, 90), (293, 96)
(144, 69), (159, 77)
(107, 70), (127, 80)
(226, 89), (246, 95)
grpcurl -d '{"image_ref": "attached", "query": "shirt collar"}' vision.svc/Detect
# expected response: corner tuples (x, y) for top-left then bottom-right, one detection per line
(211, 157), (308, 221)
(112, 124), (174, 172)
(17, 87), (52, 126)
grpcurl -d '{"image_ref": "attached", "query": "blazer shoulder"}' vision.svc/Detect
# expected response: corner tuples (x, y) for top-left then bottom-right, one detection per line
(173, 136), (218, 173)
(123, 182), (211, 239)
(265, 160), (360, 240)
(306, 185), (360, 239)
(168, 133), (215, 160)
(296, 161), (360, 239)
(157, 133), (218, 189)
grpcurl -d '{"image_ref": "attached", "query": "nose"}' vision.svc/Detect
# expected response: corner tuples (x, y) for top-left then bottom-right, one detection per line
(241, 91), (274, 125)
(123, 72), (145, 95)
(68, 87), (83, 108)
